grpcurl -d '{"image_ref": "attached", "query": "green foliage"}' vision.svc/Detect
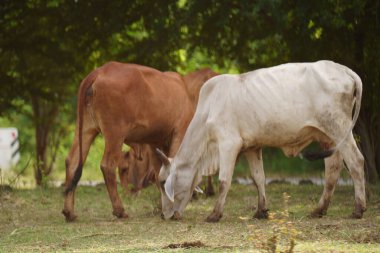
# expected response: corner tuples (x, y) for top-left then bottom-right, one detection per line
(181, 0), (380, 181)
(0, 0), (379, 182)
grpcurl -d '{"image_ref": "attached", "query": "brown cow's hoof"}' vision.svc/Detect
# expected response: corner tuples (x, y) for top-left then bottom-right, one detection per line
(253, 209), (269, 219)
(62, 209), (77, 222)
(113, 208), (129, 219)
(206, 212), (222, 222)
(308, 208), (326, 218)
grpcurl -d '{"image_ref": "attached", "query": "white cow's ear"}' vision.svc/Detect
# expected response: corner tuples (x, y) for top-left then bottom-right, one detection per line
(164, 174), (174, 202)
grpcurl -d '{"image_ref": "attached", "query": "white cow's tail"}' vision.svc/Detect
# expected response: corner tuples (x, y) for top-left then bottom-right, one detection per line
(301, 68), (362, 161)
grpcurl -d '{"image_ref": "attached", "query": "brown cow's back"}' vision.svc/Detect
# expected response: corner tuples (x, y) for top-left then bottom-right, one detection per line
(91, 62), (194, 146)
(183, 68), (219, 107)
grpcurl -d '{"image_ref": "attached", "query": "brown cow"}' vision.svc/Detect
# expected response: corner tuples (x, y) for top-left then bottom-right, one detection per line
(117, 68), (218, 196)
(62, 62), (217, 221)
(182, 68), (216, 108)
(118, 144), (159, 194)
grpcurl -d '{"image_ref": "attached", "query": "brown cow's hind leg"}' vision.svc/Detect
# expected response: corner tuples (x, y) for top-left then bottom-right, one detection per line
(62, 128), (98, 222)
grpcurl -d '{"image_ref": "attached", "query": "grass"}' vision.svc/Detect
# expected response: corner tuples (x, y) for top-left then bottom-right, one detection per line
(0, 183), (379, 252)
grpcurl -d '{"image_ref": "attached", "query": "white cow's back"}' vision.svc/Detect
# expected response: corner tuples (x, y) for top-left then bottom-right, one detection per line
(201, 61), (356, 149)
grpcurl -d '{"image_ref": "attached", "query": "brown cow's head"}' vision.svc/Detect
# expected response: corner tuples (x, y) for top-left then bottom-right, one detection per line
(118, 145), (156, 194)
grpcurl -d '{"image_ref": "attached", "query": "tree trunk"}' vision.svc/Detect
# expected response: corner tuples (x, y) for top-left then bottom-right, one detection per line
(375, 112), (380, 181)
(352, 22), (379, 183)
(31, 95), (59, 185)
(356, 117), (378, 183)
(34, 117), (49, 185)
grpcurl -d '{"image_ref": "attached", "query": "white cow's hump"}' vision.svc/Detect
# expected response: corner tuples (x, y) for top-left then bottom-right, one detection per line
(242, 60), (341, 84)
(206, 61), (353, 103)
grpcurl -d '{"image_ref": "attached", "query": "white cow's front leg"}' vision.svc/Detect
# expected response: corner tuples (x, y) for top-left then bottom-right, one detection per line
(245, 148), (268, 219)
(206, 138), (242, 222)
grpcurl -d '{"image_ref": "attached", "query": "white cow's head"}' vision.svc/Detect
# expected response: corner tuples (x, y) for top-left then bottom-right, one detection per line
(156, 149), (201, 220)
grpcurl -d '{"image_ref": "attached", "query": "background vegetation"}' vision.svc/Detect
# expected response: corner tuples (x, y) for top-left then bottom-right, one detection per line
(0, 0), (379, 185)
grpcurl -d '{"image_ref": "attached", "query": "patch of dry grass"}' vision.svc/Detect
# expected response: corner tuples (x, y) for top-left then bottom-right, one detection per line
(0, 183), (379, 252)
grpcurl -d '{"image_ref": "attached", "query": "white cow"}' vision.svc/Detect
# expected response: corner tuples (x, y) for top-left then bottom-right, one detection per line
(156, 60), (365, 222)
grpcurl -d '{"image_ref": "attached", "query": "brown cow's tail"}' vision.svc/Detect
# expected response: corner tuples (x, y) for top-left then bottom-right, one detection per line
(301, 68), (362, 161)
(64, 70), (98, 195)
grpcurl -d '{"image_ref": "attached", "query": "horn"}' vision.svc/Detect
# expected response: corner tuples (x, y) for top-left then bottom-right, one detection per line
(155, 148), (171, 166)
(194, 186), (204, 194)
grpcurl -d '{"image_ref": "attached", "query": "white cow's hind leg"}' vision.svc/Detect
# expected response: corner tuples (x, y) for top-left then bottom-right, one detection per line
(310, 151), (343, 218)
(339, 133), (366, 218)
(206, 138), (242, 222)
(244, 149), (268, 219)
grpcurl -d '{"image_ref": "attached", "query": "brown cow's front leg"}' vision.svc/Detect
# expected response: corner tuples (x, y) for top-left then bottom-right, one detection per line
(101, 140), (128, 219)
(101, 165), (128, 218)
(205, 176), (215, 197)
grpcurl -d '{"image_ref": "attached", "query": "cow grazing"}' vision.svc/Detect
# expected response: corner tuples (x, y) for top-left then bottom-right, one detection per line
(62, 62), (217, 221)
(157, 60), (365, 222)
(117, 69), (218, 196)
(118, 144), (159, 194)
(118, 144), (215, 197)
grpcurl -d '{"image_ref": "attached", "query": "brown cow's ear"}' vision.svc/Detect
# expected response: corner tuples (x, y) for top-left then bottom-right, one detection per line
(155, 148), (171, 166)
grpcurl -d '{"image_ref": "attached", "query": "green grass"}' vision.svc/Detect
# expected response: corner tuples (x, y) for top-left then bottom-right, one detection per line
(1, 183), (379, 252)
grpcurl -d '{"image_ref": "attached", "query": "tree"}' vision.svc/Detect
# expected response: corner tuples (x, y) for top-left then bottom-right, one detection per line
(0, 0), (184, 184)
(181, 0), (380, 181)
(2, 0), (379, 184)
